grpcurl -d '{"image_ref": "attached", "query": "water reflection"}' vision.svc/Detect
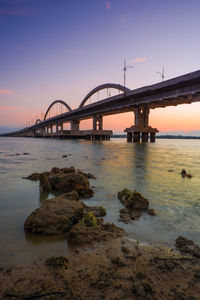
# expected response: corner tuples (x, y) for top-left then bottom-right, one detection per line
(1, 137), (200, 266)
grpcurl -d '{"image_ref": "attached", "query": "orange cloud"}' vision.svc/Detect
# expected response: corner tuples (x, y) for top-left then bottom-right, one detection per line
(0, 106), (16, 110)
(132, 57), (147, 63)
(0, 89), (13, 95)
(106, 1), (111, 10)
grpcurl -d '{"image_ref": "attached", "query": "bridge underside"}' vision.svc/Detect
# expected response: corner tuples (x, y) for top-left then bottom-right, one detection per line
(20, 129), (113, 141)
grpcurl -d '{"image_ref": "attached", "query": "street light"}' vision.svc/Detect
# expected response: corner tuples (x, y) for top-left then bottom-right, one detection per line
(123, 58), (133, 93)
(156, 67), (165, 82)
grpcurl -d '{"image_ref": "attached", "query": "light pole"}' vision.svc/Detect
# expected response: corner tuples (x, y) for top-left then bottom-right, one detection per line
(156, 67), (165, 82)
(123, 58), (133, 93)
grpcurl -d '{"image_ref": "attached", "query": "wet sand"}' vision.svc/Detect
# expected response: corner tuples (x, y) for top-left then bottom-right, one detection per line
(0, 236), (200, 300)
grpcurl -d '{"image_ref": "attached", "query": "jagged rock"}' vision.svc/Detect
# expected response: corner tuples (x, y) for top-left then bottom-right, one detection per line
(77, 170), (96, 179)
(23, 173), (40, 181)
(175, 236), (194, 249)
(62, 191), (79, 200)
(118, 188), (149, 210)
(24, 196), (84, 235)
(49, 172), (93, 197)
(68, 222), (125, 245)
(39, 173), (52, 192)
(118, 188), (153, 223)
(51, 167), (62, 174)
(84, 206), (106, 217)
(61, 167), (75, 173)
(24, 167), (94, 198)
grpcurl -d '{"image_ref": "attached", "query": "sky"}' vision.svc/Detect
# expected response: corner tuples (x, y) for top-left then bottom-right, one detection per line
(0, 0), (200, 134)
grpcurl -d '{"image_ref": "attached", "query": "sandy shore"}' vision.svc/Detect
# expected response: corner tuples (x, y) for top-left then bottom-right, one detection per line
(0, 236), (200, 300)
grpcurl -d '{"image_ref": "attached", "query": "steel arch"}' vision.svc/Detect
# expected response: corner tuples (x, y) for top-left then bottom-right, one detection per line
(43, 100), (72, 120)
(79, 83), (130, 108)
(35, 119), (42, 124)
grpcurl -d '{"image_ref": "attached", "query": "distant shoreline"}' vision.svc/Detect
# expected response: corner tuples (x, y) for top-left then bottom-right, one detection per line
(112, 134), (200, 139)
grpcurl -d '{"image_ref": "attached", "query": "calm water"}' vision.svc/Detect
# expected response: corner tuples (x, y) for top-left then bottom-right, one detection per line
(0, 137), (200, 266)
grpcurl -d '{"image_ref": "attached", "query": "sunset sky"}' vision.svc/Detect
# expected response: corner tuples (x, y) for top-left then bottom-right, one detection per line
(0, 0), (200, 134)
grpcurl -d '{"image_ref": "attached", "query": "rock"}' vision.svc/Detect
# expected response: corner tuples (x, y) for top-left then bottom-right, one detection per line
(147, 208), (156, 216)
(51, 167), (62, 174)
(175, 236), (194, 250)
(79, 211), (98, 227)
(24, 167), (94, 198)
(61, 167), (76, 173)
(181, 169), (192, 178)
(49, 172), (93, 197)
(68, 222), (125, 245)
(23, 152), (30, 155)
(45, 256), (68, 268)
(110, 256), (126, 267)
(181, 169), (187, 177)
(23, 173), (40, 181)
(192, 246), (200, 258)
(84, 206), (106, 217)
(62, 191), (80, 200)
(186, 174), (192, 178)
(24, 196), (84, 235)
(118, 208), (134, 224)
(62, 155), (68, 158)
(132, 283), (146, 297)
(118, 188), (149, 210)
(118, 188), (151, 223)
(77, 170), (96, 179)
(39, 173), (52, 192)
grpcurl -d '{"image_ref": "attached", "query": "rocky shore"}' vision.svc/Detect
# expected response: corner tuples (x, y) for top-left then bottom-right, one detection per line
(0, 167), (200, 299)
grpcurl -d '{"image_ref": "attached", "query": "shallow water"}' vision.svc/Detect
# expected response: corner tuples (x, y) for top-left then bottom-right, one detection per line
(0, 136), (200, 266)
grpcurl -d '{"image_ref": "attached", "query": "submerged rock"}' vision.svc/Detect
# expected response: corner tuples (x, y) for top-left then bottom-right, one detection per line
(118, 188), (155, 224)
(181, 169), (192, 178)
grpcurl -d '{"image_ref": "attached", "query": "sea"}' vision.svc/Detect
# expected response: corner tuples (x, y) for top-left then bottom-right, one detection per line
(0, 136), (200, 266)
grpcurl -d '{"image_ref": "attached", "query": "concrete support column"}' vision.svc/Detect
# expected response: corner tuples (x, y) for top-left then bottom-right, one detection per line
(134, 107), (149, 128)
(127, 132), (132, 142)
(93, 115), (103, 130)
(133, 132), (140, 143)
(70, 120), (80, 131)
(150, 132), (156, 143)
(60, 123), (63, 134)
(142, 132), (149, 143)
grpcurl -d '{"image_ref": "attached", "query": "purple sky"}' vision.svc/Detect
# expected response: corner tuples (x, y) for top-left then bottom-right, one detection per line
(0, 0), (200, 133)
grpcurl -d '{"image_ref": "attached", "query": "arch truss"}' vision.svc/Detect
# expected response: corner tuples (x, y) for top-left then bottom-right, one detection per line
(43, 100), (72, 121)
(79, 83), (130, 108)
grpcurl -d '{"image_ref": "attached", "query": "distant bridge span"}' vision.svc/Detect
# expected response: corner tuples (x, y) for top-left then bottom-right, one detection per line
(3, 70), (200, 142)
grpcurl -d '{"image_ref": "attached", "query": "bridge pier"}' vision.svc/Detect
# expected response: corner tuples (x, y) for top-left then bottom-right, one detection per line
(125, 107), (158, 143)
(93, 115), (103, 130)
(70, 120), (80, 131)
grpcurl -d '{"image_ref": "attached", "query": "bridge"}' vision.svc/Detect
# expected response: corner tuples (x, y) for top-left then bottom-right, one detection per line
(3, 70), (200, 142)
